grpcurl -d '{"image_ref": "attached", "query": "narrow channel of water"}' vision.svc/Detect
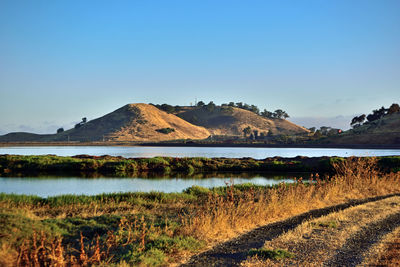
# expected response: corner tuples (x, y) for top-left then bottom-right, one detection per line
(0, 174), (300, 197)
(1, 146), (400, 158)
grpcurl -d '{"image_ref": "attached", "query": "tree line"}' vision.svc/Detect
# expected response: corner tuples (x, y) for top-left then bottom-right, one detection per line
(153, 101), (290, 119)
(350, 103), (400, 128)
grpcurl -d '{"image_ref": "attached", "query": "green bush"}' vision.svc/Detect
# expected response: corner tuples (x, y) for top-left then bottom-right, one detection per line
(156, 128), (175, 134)
(312, 220), (338, 228)
(184, 185), (211, 196)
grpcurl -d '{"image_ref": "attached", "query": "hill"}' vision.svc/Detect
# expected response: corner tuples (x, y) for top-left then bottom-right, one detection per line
(173, 105), (309, 136)
(0, 104), (210, 142)
(0, 132), (54, 142)
(323, 112), (400, 144)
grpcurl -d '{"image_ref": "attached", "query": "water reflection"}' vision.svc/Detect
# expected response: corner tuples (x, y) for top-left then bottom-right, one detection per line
(0, 173), (301, 197)
(1, 146), (400, 158)
(2, 171), (308, 179)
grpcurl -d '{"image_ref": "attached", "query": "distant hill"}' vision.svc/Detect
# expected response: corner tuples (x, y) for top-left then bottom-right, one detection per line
(0, 132), (54, 142)
(173, 106), (309, 136)
(323, 112), (400, 144)
(0, 104), (210, 142)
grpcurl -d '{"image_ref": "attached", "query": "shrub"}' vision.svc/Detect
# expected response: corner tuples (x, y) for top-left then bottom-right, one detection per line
(184, 185), (211, 196)
(156, 128), (175, 134)
(312, 220), (338, 228)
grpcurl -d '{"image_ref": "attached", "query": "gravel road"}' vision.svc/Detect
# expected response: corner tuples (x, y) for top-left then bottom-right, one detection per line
(181, 193), (400, 267)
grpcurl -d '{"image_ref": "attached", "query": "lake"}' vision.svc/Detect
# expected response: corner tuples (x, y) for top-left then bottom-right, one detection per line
(1, 146), (400, 158)
(0, 174), (298, 197)
(1, 146), (399, 197)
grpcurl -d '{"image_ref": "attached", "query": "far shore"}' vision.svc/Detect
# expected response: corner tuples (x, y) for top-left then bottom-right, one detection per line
(1, 141), (400, 149)
(1, 154), (400, 178)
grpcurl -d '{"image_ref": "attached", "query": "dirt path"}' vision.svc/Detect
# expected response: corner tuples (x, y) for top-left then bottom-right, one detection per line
(325, 212), (400, 266)
(181, 193), (400, 267)
(363, 226), (400, 266)
(242, 195), (400, 266)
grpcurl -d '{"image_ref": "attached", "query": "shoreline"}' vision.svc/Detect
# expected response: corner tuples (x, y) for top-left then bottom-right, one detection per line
(1, 141), (400, 149)
(1, 154), (399, 178)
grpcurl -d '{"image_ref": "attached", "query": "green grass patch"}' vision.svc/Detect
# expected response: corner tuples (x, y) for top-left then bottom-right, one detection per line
(0, 212), (63, 247)
(248, 248), (294, 260)
(312, 220), (338, 228)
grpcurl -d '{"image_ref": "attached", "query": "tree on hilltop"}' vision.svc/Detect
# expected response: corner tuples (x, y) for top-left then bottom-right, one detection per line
(273, 109), (289, 119)
(74, 117), (88, 129)
(249, 105), (260, 115)
(205, 101), (216, 113)
(261, 109), (274, 119)
(367, 106), (386, 122)
(197, 101), (205, 107)
(350, 114), (366, 127)
(388, 103), (400, 115)
(160, 104), (176, 113)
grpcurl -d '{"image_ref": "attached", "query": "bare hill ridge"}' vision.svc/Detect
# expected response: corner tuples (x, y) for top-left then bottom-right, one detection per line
(107, 104), (210, 141)
(62, 103), (210, 142)
(174, 106), (309, 136)
(0, 104), (210, 142)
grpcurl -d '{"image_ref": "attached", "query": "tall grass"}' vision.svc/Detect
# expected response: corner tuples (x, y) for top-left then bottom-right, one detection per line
(181, 157), (400, 241)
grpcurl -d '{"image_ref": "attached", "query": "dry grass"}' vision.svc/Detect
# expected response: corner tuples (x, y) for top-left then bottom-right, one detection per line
(240, 196), (400, 266)
(1, 157), (400, 266)
(362, 226), (400, 266)
(176, 106), (308, 136)
(246, 196), (400, 266)
(182, 157), (400, 243)
(276, 196), (399, 245)
(113, 104), (210, 141)
(5, 214), (187, 266)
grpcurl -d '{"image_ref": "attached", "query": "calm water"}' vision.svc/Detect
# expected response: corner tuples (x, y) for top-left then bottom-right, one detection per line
(1, 146), (398, 197)
(0, 175), (296, 197)
(1, 146), (400, 158)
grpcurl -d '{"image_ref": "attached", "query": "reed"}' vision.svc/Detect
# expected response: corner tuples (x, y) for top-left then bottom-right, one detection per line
(181, 157), (400, 241)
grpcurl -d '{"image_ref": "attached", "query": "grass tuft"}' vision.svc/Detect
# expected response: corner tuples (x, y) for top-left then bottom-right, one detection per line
(312, 220), (338, 228)
(248, 248), (294, 260)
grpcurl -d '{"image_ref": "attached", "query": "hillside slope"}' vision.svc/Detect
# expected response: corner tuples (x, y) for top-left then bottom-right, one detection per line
(0, 104), (210, 142)
(0, 132), (54, 142)
(324, 112), (400, 144)
(175, 106), (309, 136)
(108, 104), (210, 141)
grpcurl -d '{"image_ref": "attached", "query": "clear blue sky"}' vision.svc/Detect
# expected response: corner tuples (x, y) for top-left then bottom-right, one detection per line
(1, 0), (399, 133)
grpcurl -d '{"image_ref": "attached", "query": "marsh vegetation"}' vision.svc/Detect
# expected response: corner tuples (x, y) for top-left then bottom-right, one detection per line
(1, 154), (400, 177)
(0, 157), (399, 266)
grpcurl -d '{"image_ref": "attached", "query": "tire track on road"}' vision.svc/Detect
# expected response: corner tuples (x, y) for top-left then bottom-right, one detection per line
(181, 193), (400, 267)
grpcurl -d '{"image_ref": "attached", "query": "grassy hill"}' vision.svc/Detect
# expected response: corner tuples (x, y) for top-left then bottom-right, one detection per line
(323, 112), (400, 144)
(173, 105), (309, 136)
(0, 104), (210, 142)
(0, 132), (54, 142)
